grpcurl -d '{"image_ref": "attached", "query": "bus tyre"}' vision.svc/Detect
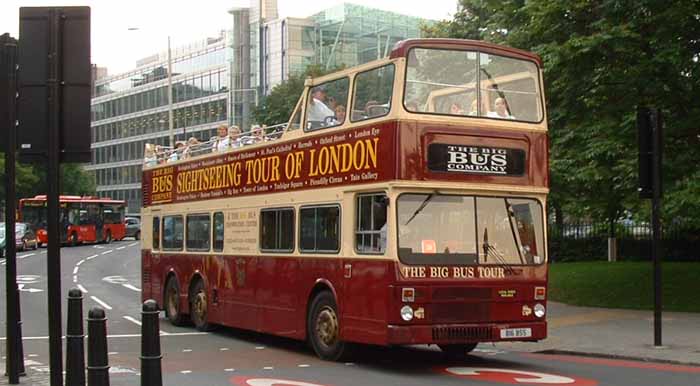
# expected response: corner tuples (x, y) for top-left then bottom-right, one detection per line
(308, 291), (347, 361)
(105, 231), (112, 244)
(190, 280), (214, 331)
(439, 343), (478, 361)
(70, 233), (79, 247)
(164, 278), (187, 326)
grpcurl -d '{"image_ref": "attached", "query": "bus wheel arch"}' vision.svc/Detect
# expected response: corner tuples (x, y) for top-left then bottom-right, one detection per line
(188, 275), (214, 331)
(163, 273), (188, 326)
(306, 282), (347, 361)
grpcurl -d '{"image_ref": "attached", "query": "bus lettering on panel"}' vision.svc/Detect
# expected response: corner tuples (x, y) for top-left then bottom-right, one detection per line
(144, 126), (393, 206)
(226, 210), (258, 253)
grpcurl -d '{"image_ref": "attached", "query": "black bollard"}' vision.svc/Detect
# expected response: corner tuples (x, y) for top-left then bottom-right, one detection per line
(66, 288), (85, 386)
(140, 299), (162, 386)
(87, 307), (110, 386)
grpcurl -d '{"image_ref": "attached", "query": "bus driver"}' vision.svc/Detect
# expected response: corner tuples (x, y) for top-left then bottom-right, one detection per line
(307, 85), (337, 127)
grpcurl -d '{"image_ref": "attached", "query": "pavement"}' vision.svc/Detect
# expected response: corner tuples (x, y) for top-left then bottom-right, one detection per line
(2, 301), (699, 384)
(494, 301), (700, 366)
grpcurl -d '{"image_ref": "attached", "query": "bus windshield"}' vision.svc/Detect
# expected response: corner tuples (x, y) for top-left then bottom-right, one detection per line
(404, 47), (543, 122)
(397, 194), (545, 266)
(21, 205), (47, 228)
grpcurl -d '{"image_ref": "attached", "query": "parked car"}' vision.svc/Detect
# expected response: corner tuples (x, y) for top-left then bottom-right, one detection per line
(0, 222), (39, 256)
(124, 217), (141, 240)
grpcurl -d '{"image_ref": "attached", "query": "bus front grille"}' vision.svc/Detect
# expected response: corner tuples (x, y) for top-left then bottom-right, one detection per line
(432, 326), (493, 342)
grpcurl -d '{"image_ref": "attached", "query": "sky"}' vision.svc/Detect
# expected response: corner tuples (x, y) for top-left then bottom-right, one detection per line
(2, 0), (459, 75)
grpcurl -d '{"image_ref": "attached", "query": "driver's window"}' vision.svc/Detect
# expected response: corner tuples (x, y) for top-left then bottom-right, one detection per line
(352, 64), (395, 122)
(305, 77), (349, 131)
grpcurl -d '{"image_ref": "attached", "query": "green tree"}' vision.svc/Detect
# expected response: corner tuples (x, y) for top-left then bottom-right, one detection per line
(252, 64), (342, 127)
(0, 159), (96, 204)
(423, 0), (700, 227)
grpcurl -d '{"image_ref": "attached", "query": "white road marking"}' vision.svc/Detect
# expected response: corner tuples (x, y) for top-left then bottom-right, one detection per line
(263, 366), (274, 370)
(101, 250), (113, 255)
(224, 368), (235, 372)
(108, 352), (118, 355)
(123, 316), (142, 326)
(298, 364), (310, 368)
(73, 276), (78, 283)
(116, 246), (125, 250)
(73, 267), (79, 274)
(128, 242), (138, 247)
(76, 259), (85, 266)
(86, 254), (99, 260)
(77, 284), (88, 294)
(182, 349), (192, 353)
(94, 245), (104, 249)
(28, 354), (39, 358)
(20, 253), (36, 258)
(180, 370), (192, 374)
(345, 363), (355, 366)
(0, 331), (209, 341)
(24, 359), (43, 366)
(219, 348), (229, 351)
(255, 346), (265, 350)
(122, 284), (141, 292)
(90, 296), (112, 310)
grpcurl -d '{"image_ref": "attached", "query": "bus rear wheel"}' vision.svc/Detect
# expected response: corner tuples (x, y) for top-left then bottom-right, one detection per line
(189, 280), (213, 331)
(308, 291), (347, 361)
(164, 278), (187, 326)
(439, 343), (478, 361)
(70, 233), (79, 247)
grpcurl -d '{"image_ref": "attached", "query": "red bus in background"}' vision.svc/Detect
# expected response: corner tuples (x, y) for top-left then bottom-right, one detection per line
(19, 195), (127, 246)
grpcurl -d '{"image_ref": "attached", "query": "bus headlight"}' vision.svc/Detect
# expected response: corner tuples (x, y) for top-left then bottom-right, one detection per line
(400, 305), (414, 321)
(534, 303), (546, 318)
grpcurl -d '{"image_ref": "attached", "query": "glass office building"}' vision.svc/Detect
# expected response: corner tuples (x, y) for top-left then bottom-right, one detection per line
(89, 1), (428, 215)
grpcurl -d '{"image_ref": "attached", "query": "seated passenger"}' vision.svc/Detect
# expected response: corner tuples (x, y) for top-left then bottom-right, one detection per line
(486, 97), (515, 119)
(334, 105), (346, 124)
(182, 137), (200, 159)
(212, 124), (231, 152)
(143, 144), (158, 167)
(449, 102), (464, 115)
(167, 141), (186, 163)
(306, 86), (336, 127)
(228, 125), (242, 148)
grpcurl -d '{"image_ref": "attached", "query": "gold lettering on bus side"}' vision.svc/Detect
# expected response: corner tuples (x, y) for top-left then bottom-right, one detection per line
(244, 160), (255, 184)
(317, 147), (329, 176)
(352, 140), (365, 171)
(152, 175), (172, 194)
(329, 145), (341, 175)
(270, 156), (281, 182)
(308, 148), (318, 177)
(401, 266), (426, 278)
(365, 137), (379, 170)
(340, 143), (353, 172)
(430, 266), (449, 278)
(233, 161), (242, 186)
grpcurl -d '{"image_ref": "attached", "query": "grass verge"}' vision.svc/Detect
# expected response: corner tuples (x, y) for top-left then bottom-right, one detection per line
(548, 262), (700, 313)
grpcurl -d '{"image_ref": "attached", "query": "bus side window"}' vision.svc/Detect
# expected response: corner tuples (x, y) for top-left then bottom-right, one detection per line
(152, 216), (160, 250)
(162, 215), (184, 251)
(186, 214), (211, 251)
(300, 205), (340, 253)
(213, 212), (224, 252)
(355, 194), (388, 254)
(351, 64), (395, 122)
(260, 208), (294, 252)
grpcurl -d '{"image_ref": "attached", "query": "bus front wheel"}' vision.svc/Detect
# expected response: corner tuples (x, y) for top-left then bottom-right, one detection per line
(70, 233), (79, 247)
(164, 278), (187, 326)
(308, 291), (347, 361)
(439, 343), (478, 361)
(189, 280), (214, 331)
(104, 231), (112, 244)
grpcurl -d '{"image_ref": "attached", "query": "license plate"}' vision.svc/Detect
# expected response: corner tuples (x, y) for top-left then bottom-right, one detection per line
(500, 327), (532, 339)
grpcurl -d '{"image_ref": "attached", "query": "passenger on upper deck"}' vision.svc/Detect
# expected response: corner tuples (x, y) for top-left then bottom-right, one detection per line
(228, 125), (242, 149)
(182, 137), (200, 159)
(168, 141), (186, 162)
(486, 97), (515, 119)
(307, 85), (336, 126)
(212, 124), (231, 152)
(144, 144), (158, 167)
(334, 105), (346, 124)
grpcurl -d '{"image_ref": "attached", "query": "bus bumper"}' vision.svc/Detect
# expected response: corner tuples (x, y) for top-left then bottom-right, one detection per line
(386, 321), (547, 345)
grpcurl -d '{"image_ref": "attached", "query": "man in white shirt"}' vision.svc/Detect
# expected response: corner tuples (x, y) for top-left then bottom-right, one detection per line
(486, 97), (515, 119)
(306, 86), (337, 127)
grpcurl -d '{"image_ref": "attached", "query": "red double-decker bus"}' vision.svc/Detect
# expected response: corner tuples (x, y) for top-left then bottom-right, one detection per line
(19, 195), (127, 246)
(141, 38), (549, 360)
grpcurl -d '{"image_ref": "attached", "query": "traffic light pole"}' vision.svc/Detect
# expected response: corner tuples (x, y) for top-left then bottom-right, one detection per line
(650, 109), (663, 347)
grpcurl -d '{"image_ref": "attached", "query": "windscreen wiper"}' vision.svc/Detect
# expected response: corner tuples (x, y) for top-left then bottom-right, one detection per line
(404, 193), (435, 226)
(482, 228), (516, 275)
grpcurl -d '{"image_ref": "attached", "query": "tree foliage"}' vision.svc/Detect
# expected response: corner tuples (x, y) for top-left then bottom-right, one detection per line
(252, 65), (342, 127)
(423, 0), (700, 226)
(0, 158), (96, 204)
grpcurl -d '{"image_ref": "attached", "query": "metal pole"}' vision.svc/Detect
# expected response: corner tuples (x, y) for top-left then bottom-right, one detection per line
(47, 9), (64, 385)
(167, 36), (174, 147)
(651, 109), (663, 347)
(2, 32), (24, 384)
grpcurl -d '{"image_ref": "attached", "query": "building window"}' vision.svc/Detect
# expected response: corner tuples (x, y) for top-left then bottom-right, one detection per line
(162, 215), (184, 251)
(152, 216), (160, 250)
(355, 194), (388, 254)
(186, 214), (210, 251)
(260, 208), (294, 252)
(300, 205), (340, 253)
(213, 212), (224, 252)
